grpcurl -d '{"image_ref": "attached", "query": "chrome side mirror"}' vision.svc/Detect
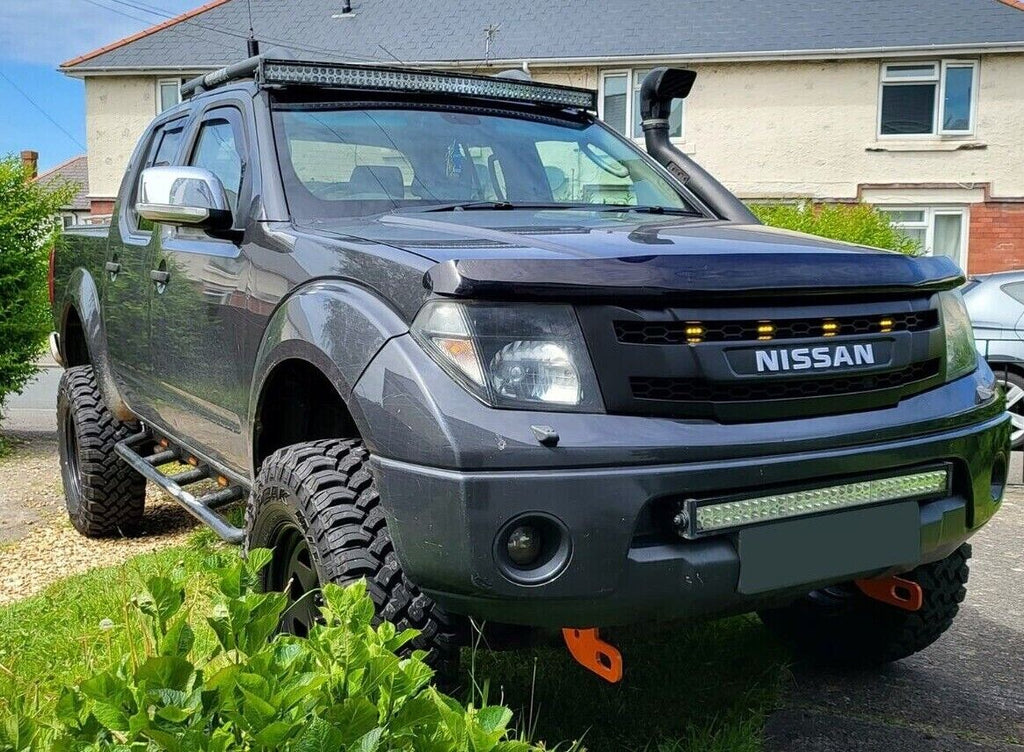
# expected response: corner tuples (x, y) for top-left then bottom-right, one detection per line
(136, 166), (232, 229)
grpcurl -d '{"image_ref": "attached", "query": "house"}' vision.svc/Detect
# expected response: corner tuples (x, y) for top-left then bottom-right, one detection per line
(22, 151), (93, 227)
(60, 0), (1024, 273)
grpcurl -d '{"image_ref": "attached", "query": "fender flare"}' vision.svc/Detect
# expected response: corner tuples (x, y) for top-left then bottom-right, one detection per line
(61, 268), (134, 422)
(247, 279), (409, 468)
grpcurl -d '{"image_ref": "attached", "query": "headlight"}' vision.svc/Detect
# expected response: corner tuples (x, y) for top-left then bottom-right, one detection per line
(411, 301), (604, 411)
(940, 290), (978, 382)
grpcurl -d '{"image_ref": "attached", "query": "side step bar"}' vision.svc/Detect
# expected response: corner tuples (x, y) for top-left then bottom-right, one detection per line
(114, 428), (246, 544)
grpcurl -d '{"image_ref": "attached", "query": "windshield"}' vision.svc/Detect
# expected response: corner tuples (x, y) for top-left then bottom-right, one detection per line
(272, 106), (702, 220)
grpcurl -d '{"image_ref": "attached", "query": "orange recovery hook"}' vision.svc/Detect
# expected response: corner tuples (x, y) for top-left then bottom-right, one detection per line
(855, 575), (923, 611)
(562, 628), (623, 683)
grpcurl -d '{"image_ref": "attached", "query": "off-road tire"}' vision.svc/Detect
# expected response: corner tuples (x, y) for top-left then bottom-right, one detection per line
(246, 438), (462, 676)
(56, 366), (146, 537)
(758, 544), (971, 666)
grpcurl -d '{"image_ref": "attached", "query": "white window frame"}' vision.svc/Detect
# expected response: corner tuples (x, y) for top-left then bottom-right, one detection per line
(877, 60), (978, 139)
(880, 205), (969, 268)
(156, 78), (184, 114)
(599, 69), (685, 142)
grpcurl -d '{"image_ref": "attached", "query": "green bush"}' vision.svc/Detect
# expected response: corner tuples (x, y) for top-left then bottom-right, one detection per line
(750, 202), (920, 254)
(1, 550), (546, 752)
(0, 155), (76, 420)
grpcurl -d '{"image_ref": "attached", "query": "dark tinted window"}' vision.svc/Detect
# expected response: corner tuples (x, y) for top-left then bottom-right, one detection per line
(133, 119), (185, 231)
(189, 111), (244, 214)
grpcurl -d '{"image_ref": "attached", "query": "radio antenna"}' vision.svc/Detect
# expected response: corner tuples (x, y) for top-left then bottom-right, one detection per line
(246, 0), (259, 56)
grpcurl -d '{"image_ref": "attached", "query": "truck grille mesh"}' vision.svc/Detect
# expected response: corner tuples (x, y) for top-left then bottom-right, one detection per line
(630, 359), (941, 403)
(615, 310), (938, 345)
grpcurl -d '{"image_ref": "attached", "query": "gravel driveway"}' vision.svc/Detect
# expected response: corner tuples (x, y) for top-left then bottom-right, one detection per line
(0, 433), (199, 605)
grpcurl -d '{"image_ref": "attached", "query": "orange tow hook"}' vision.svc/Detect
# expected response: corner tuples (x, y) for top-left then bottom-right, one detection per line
(561, 628), (623, 683)
(855, 575), (923, 612)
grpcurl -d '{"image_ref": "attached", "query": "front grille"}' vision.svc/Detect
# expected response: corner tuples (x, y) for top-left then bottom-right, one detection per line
(615, 310), (938, 345)
(630, 359), (941, 403)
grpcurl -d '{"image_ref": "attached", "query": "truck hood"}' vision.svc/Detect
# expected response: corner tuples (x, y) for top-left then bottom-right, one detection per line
(303, 210), (964, 300)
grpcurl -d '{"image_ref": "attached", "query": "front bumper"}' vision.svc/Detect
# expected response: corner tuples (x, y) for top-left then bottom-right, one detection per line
(370, 410), (1009, 627)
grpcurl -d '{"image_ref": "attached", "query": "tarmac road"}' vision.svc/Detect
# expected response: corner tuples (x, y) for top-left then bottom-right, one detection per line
(764, 490), (1024, 751)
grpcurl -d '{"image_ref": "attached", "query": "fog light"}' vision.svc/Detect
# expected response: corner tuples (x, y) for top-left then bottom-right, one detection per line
(506, 525), (542, 566)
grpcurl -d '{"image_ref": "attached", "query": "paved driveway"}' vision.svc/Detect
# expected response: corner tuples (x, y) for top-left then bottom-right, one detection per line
(1, 360), (60, 433)
(765, 488), (1024, 751)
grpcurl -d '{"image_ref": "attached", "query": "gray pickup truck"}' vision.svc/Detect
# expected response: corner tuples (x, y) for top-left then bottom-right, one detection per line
(50, 57), (1010, 682)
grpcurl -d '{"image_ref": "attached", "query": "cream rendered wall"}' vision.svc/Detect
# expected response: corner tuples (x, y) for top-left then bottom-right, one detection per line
(85, 76), (159, 201)
(82, 56), (1023, 203)
(533, 54), (1024, 201)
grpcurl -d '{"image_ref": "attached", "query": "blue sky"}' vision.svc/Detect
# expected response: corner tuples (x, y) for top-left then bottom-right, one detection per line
(0, 0), (197, 172)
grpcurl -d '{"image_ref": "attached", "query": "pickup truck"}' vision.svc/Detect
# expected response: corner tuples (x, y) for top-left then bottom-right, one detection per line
(50, 58), (1010, 682)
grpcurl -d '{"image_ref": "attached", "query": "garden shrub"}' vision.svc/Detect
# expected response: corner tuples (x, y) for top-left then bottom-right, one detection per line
(0, 155), (75, 422)
(750, 202), (920, 254)
(2, 551), (545, 751)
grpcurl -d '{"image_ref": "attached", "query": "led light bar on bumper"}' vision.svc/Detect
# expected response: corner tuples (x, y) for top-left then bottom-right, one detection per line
(260, 60), (598, 110)
(678, 466), (950, 538)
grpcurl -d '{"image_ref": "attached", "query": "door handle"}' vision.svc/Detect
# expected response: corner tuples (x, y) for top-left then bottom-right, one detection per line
(150, 269), (171, 285)
(105, 260), (121, 278)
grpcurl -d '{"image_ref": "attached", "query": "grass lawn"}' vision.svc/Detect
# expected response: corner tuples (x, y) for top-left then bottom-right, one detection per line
(0, 532), (789, 750)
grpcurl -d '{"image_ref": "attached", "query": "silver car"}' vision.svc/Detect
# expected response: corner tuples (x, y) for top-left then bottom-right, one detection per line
(963, 271), (1024, 447)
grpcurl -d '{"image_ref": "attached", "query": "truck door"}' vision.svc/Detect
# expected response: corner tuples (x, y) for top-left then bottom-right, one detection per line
(103, 116), (187, 416)
(146, 104), (253, 472)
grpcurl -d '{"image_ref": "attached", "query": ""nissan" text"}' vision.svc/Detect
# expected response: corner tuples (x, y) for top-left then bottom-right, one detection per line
(754, 344), (876, 373)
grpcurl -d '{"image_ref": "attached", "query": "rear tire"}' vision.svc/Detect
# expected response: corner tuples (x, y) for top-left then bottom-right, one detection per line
(246, 438), (462, 676)
(56, 366), (146, 537)
(758, 544), (970, 666)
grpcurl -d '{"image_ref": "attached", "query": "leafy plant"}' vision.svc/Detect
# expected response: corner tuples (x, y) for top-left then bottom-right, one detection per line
(5, 550), (544, 752)
(750, 202), (920, 254)
(0, 155), (75, 420)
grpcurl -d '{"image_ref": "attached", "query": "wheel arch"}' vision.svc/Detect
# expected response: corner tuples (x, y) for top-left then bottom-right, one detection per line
(247, 280), (409, 476)
(61, 268), (134, 421)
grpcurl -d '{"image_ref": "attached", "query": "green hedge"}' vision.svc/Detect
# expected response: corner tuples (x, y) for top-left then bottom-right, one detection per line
(0, 155), (76, 421)
(750, 202), (920, 255)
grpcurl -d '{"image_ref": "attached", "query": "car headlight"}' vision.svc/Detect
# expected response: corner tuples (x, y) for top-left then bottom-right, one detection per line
(940, 290), (979, 382)
(411, 301), (604, 411)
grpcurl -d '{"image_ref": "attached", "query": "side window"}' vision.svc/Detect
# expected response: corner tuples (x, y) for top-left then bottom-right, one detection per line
(1002, 283), (1024, 306)
(189, 110), (245, 215)
(131, 119), (185, 232)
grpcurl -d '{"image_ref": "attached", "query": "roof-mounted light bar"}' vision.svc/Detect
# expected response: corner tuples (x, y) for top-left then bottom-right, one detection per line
(259, 59), (598, 110)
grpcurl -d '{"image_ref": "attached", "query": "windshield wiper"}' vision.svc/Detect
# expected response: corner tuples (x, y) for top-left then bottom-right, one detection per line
(592, 205), (702, 216)
(399, 202), (703, 215)
(404, 201), (577, 213)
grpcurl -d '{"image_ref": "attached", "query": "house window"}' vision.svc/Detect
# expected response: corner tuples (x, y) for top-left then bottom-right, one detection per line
(878, 61), (976, 136)
(157, 78), (184, 113)
(600, 70), (683, 140)
(881, 207), (967, 267)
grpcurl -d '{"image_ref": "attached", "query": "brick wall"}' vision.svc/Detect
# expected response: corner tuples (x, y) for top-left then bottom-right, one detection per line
(969, 203), (1024, 274)
(89, 198), (114, 217)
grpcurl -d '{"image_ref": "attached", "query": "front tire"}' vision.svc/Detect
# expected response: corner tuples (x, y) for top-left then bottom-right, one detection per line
(246, 439), (462, 674)
(56, 366), (146, 537)
(758, 544), (971, 666)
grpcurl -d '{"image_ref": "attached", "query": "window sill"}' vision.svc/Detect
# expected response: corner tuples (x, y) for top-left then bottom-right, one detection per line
(866, 140), (986, 153)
